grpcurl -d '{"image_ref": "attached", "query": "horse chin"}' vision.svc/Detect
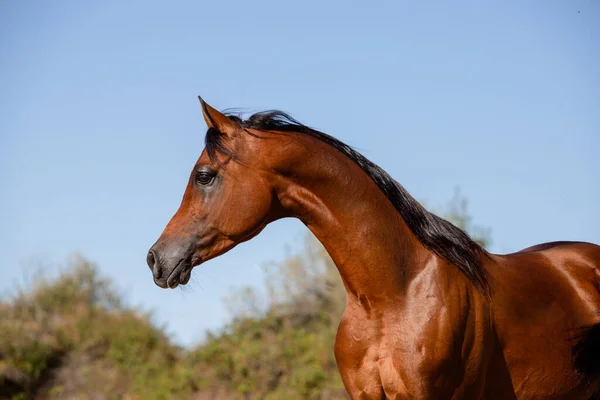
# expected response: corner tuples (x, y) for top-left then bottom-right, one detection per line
(165, 260), (193, 289)
(179, 269), (192, 285)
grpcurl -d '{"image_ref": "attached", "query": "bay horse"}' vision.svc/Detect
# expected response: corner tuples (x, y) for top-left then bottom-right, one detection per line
(147, 97), (600, 399)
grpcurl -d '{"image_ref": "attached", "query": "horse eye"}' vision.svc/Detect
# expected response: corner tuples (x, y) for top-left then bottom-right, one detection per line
(195, 171), (215, 186)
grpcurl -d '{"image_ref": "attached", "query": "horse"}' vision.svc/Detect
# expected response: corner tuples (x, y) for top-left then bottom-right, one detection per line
(147, 97), (600, 399)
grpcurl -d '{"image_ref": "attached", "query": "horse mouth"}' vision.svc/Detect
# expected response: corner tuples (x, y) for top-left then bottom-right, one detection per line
(165, 260), (192, 289)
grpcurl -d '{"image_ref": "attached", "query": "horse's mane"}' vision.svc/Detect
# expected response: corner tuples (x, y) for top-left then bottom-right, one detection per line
(205, 110), (489, 292)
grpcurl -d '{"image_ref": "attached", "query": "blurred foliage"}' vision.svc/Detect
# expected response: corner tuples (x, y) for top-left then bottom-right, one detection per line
(191, 235), (347, 400)
(0, 256), (196, 400)
(0, 191), (489, 399)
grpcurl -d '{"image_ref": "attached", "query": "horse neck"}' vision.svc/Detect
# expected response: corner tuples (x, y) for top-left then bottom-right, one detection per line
(272, 136), (431, 302)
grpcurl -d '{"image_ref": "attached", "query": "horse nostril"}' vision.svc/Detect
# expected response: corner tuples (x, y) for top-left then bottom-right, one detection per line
(147, 250), (163, 280)
(147, 250), (156, 270)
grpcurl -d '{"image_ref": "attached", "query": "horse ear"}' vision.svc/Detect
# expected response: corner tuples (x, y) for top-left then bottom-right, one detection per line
(198, 96), (238, 136)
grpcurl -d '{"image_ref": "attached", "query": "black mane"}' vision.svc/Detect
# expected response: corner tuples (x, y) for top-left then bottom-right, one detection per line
(206, 110), (489, 292)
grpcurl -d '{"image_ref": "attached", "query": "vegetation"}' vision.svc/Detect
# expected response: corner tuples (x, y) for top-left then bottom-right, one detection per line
(0, 192), (489, 399)
(0, 256), (196, 400)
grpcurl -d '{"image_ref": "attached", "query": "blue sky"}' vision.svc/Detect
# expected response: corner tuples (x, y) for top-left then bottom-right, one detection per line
(1, 1), (598, 346)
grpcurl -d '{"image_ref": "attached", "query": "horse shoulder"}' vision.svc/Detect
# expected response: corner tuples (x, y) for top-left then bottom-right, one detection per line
(335, 259), (497, 399)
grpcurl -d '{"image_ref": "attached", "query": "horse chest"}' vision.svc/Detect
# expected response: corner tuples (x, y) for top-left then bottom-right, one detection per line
(335, 287), (489, 399)
(335, 316), (460, 399)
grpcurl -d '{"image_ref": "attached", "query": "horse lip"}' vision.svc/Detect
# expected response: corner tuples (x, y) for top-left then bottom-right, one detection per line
(166, 260), (187, 289)
(163, 253), (201, 289)
(153, 277), (168, 289)
(180, 269), (192, 285)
